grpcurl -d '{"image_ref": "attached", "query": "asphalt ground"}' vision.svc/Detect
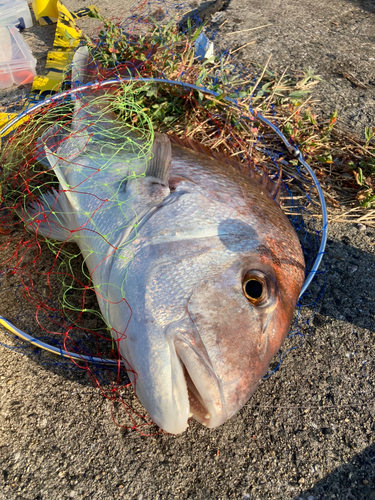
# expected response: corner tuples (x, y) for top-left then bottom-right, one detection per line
(0, 1), (374, 499)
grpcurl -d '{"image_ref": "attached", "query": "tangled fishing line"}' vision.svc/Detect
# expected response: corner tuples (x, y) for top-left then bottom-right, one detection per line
(0, 0), (327, 434)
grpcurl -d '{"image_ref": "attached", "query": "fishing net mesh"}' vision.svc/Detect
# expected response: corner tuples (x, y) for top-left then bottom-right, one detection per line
(0, 0), (325, 434)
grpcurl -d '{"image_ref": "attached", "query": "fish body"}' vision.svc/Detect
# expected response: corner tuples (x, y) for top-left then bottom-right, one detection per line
(27, 47), (305, 434)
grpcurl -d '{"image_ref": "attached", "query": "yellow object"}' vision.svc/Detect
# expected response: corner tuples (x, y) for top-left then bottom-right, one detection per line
(0, 2), (97, 137)
(0, 113), (29, 140)
(32, 0), (59, 25)
(30, 2), (98, 100)
(0, 113), (18, 133)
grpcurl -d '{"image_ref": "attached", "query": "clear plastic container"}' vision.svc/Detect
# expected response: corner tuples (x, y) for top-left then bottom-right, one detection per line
(0, 0), (33, 29)
(0, 25), (36, 89)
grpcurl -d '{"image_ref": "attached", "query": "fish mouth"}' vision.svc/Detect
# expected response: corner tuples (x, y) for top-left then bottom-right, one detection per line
(176, 341), (226, 428)
(184, 367), (211, 424)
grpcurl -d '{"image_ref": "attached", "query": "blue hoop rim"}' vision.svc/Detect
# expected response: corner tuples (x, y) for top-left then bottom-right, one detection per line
(0, 77), (328, 364)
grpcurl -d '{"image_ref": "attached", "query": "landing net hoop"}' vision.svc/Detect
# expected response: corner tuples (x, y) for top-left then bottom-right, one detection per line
(0, 77), (328, 365)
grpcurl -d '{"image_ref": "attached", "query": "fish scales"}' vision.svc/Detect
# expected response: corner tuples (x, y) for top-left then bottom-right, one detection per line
(24, 46), (305, 434)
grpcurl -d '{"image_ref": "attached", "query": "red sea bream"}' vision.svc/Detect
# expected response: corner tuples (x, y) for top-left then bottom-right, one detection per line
(25, 47), (305, 434)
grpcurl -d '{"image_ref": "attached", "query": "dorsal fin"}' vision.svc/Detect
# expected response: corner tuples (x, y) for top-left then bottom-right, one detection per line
(168, 134), (282, 203)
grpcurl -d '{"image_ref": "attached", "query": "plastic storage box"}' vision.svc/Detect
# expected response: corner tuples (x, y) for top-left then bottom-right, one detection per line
(0, 0), (33, 29)
(0, 25), (36, 89)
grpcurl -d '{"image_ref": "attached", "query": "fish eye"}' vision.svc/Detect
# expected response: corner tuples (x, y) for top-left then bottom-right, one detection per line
(242, 272), (267, 304)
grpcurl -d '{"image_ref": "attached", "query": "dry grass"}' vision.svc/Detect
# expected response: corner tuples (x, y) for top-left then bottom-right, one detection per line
(81, 11), (375, 225)
(3, 11), (374, 226)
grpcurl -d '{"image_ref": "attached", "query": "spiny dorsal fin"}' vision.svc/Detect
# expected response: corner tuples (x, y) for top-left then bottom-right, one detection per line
(168, 134), (282, 203)
(71, 46), (91, 87)
(145, 133), (171, 184)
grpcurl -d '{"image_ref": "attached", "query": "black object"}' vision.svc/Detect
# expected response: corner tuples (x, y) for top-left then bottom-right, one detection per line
(15, 17), (26, 31)
(179, 0), (231, 30)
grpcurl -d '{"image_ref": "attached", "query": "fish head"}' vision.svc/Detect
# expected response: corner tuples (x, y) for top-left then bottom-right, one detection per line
(119, 207), (305, 435)
(179, 231), (305, 430)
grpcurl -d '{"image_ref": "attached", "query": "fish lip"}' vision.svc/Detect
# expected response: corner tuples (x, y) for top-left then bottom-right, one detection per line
(183, 365), (210, 423)
(175, 340), (226, 428)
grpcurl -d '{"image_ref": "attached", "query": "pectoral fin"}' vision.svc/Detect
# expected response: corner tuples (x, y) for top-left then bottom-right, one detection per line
(125, 133), (171, 204)
(144, 133), (171, 185)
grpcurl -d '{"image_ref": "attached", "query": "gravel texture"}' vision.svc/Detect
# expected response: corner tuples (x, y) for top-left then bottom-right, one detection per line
(0, 1), (374, 499)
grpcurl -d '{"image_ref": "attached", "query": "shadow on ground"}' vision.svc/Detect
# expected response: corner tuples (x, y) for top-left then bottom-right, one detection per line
(344, 0), (375, 14)
(295, 444), (375, 500)
(314, 233), (375, 333)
